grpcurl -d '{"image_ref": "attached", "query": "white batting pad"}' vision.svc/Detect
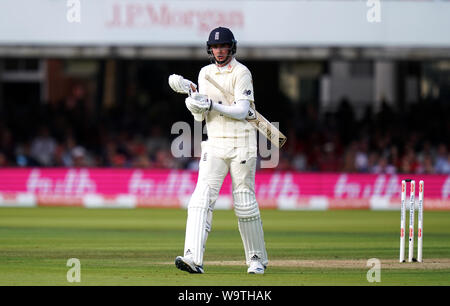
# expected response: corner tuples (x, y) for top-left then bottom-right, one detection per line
(184, 184), (212, 266)
(233, 189), (268, 266)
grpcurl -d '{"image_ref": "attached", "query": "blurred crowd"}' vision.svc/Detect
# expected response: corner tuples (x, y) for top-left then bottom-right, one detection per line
(0, 84), (449, 174)
(280, 98), (450, 174)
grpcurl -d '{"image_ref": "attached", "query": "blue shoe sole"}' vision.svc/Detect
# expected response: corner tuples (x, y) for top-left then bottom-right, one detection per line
(175, 257), (203, 274)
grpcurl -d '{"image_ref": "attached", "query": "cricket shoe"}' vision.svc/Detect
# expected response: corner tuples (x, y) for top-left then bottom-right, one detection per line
(247, 256), (266, 274)
(175, 256), (204, 274)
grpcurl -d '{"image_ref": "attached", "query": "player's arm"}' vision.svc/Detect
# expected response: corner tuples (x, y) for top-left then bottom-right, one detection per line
(187, 68), (251, 120)
(210, 99), (250, 120)
(186, 92), (250, 121)
(187, 69), (208, 122)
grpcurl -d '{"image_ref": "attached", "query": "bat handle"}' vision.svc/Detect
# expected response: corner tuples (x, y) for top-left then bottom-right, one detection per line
(188, 84), (197, 97)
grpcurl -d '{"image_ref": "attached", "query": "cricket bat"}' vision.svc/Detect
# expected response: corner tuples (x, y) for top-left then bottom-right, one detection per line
(204, 75), (287, 148)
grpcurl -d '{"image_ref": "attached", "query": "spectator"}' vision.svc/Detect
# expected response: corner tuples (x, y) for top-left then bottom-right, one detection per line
(0, 128), (14, 163)
(355, 140), (369, 172)
(372, 156), (396, 174)
(435, 143), (449, 174)
(0, 151), (8, 167)
(292, 151), (307, 171)
(440, 153), (450, 174)
(132, 154), (152, 168)
(318, 142), (340, 172)
(14, 142), (40, 167)
(367, 151), (380, 173)
(400, 146), (419, 173)
(389, 146), (401, 171)
(341, 141), (357, 173)
(30, 126), (57, 166)
(146, 126), (171, 157)
(417, 141), (435, 165)
(72, 146), (89, 168)
(417, 153), (435, 174)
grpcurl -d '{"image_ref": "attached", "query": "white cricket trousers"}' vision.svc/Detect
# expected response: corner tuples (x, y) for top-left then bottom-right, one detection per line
(183, 140), (268, 267)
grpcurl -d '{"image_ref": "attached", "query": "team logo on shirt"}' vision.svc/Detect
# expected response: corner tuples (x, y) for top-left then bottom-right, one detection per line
(243, 89), (252, 96)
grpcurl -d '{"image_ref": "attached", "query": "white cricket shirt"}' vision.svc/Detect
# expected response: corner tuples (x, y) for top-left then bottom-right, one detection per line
(198, 58), (257, 148)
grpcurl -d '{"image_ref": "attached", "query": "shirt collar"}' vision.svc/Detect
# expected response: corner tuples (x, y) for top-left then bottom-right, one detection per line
(215, 57), (237, 74)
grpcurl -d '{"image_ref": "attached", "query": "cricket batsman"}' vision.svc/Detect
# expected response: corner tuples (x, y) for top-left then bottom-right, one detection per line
(168, 27), (268, 274)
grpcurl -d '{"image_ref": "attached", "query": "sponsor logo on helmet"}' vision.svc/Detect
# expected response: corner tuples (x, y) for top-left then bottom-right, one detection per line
(215, 32), (220, 40)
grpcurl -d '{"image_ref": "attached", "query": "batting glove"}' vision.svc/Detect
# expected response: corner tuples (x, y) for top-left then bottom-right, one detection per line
(185, 93), (212, 113)
(169, 74), (197, 95)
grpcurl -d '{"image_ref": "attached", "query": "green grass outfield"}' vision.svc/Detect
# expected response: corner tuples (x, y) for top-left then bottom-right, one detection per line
(0, 207), (449, 286)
